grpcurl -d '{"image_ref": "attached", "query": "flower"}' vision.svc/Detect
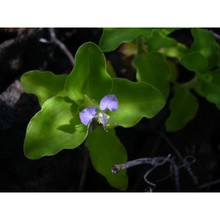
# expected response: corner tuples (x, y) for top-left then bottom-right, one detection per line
(100, 94), (118, 111)
(79, 106), (97, 126)
(79, 94), (118, 130)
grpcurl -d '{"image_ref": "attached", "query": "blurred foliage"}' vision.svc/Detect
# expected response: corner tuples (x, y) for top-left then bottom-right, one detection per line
(100, 28), (220, 131)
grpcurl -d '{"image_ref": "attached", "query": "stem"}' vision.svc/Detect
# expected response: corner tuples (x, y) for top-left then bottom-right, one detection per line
(136, 36), (146, 54)
(78, 144), (89, 191)
(78, 124), (94, 191)
(177, 75), (198, 90)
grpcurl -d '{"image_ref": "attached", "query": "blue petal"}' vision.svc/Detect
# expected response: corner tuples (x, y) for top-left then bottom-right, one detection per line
(99, 94), (118, 111)
(79, 106), (97, 125)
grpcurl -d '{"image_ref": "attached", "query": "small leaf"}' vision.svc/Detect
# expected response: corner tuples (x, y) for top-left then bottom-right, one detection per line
(166, 88), (199, 132)
(197, 72), (213, 83)
(134, 52), (170, 99)
(160, 42), (189, 60)
(21, 70), (67, 105)
(99, 28), (152, 52)
(146, 30), (177, 51)
(24, 96), (88, 159)
(87, 126), (128, 191)
(195, 69), (220, 107)
(160, 28), (179, 35)
(108, 78), (165, 128)
(65, 42), (112, 104)
(191, 28), (219, 69)
(119, 42), (137, 56)
(180, 52), (208, 73)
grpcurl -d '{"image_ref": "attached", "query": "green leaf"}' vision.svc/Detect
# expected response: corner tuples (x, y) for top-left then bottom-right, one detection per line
(146, 30), (177, 51)
(160, 42), (189, 60)
(180, 52), (208, 73)
(191, 28), (219, 69)
(99, 28), (152, 52)
(87, 126), (128, 191)
(133, 52), (170, 99)
(106, 60), (117, 78)
(108, 78), (166, 128)
(65, 42), (112, 105)
(166, 88), (199, 132)
(195, 69), (220, 107)
(119, 42), (137, 56)
(21, 70), (67, 105)
(24, 96), (88, 159)
(166, 60), (178, 83)
(197, 72), (213, 83)
(160, 28), (179, 35)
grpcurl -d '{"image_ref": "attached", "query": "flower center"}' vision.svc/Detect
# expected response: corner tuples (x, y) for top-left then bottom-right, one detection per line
(96, 112), (110, 125)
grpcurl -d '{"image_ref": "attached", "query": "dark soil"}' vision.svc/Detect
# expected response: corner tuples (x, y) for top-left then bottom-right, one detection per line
(1, 28), (220, 192)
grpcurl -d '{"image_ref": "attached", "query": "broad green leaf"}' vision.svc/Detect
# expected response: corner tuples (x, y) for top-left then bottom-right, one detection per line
(166, 88), (199, 132)
(134, 52), (170, 99)
(195, 69), (220, 107)
(108, 78), (165, 128)
(24, 96), (88, 159)
(180, 52), (208, 73)
(21, 70), (67, 105)
(87, 126), (128, 191)
(191, 28), (219, 69)
(146, 30), (177, 51)
(65, 42), (112, 105)
(99, 28), (152, 52)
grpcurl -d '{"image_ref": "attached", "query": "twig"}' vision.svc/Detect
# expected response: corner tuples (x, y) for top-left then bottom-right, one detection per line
(112, 154), (171, 174)
(143, 166), (157, 190)
(49, 28), (75, 67)
(198, 178), (220, 190)
(157, 131), (198, 186)
(39, 28), (75, 67)
(169, 159), (180, 191)
(112, 155), (178, 191)
(112, 154), (183, 191)
(112, 131), (199, 191)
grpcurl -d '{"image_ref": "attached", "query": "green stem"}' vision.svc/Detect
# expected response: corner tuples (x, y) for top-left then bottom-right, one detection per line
(136, 36), (146, 54)
(177, 75), (198, 90)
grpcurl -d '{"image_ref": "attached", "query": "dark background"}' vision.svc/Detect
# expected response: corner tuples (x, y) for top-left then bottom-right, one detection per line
(1, 28), (220, 192)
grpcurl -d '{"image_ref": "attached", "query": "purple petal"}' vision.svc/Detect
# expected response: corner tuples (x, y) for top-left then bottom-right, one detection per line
(99, 94), (118, 111)
(79, 106), (97, 125)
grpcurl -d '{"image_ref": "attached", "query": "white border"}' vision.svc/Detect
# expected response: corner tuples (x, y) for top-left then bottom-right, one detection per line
(1, 0), (218, 27)
(0, 1), (219, 219)
(0, 193), (219, 220)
